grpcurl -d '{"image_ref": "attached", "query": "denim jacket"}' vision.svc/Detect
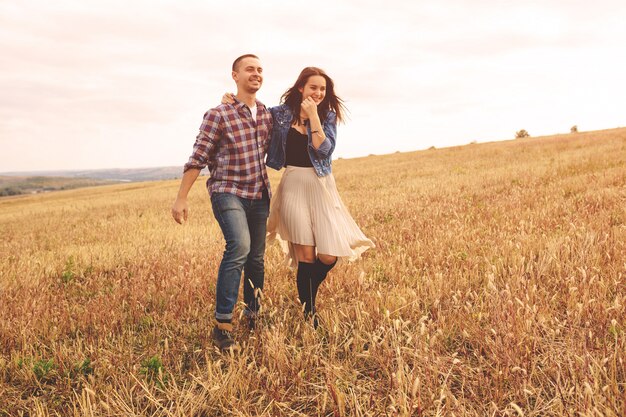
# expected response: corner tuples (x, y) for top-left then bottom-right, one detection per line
(266, 104), (336, 177)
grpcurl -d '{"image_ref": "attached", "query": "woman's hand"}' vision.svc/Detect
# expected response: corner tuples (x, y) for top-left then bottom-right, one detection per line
(301, 96), (318, 120)
(301, 96), (326, 148)
(221, 93), (235, 105)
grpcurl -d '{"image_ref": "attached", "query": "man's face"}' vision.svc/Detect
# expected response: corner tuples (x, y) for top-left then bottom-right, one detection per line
(232, 57), (263, 93)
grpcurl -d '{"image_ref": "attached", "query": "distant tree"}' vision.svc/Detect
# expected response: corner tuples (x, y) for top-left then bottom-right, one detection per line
(0, 187), (22, 197)
(515, 129), (530, 139)
(570, 125), (578, 133)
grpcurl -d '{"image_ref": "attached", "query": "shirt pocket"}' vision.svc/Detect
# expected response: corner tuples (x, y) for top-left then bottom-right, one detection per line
(257, 123), (270, 142)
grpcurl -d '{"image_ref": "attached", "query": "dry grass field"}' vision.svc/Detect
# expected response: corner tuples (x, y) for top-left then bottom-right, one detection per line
(1, 129), (624, 416)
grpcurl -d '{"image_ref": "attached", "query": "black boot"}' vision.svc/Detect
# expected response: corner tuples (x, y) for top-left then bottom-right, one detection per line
(296, 262), (316, 318)
(308, 258), (337, 328)
(311, 258), (337, 307)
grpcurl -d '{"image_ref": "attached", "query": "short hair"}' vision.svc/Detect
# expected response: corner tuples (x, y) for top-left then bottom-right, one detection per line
(232, 54), (259, 71)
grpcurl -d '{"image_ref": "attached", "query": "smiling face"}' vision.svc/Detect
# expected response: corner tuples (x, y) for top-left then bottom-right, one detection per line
(298, 75), (326, 104)
(232, 56), (263, 93)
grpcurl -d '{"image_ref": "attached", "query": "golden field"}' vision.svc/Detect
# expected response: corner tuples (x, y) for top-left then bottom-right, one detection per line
(0, 129), (624, 416)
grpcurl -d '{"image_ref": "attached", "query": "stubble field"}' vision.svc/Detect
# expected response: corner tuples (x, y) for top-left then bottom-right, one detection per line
(0, 129), (624, 416)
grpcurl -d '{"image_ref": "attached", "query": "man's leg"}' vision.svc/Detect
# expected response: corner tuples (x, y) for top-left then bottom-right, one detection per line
(242, 190), (270, 320)
(211, 193), (251, 324)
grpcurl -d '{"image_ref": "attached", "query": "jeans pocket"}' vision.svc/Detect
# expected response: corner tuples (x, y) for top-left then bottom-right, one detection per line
(211, 192), (242, 221)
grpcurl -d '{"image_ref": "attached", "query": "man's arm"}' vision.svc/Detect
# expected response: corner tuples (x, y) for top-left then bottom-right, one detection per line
(171, 168), (201, 224)
(171, 110), (222, 224)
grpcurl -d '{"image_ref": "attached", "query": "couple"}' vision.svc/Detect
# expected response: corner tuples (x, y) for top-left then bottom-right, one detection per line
(171, 54), (374, 352)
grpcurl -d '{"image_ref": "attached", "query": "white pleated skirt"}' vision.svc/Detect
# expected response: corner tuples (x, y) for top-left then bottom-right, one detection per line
(267, 166), (375, 267)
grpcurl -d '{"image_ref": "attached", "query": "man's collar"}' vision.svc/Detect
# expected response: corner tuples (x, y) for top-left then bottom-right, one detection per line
(232, 96), (265, 109)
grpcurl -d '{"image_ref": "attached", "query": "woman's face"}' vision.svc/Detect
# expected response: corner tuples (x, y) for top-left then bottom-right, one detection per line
(299, 75), (326, 105)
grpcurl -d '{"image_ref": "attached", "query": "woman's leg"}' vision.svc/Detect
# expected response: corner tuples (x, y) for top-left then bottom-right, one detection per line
(293, 244), (316, 263)
(293, 246), (338, 327)
(311, 254), (337, 312)
(293, 244), (317, 319)
(317, 254), (337, 266)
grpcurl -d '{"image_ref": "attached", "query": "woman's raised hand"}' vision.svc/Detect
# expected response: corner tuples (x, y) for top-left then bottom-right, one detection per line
(301, 96), (318, 119)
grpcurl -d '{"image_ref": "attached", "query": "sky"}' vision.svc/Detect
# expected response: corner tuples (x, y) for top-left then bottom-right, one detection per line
(1, 0), (625, 172)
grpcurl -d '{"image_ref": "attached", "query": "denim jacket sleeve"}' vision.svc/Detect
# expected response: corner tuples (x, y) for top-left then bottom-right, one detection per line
(310, 111), (336, 159)
(265, 105), (288, 171)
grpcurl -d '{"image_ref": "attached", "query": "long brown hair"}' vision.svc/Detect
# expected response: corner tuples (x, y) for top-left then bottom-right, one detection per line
(280, 67), (346, 124)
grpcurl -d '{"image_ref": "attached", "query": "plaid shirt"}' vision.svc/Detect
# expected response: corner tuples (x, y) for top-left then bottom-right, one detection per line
(184, 99), (273, 199)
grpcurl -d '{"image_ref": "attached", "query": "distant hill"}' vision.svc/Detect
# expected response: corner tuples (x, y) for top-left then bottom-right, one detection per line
(0, 166), (212, 197)
(0, 176), (120, 197)
(1, 126), (623, 197)
(0, 166), (200, 183)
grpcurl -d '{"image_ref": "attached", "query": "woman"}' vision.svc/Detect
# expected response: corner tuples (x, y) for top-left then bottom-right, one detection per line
(225, 67), (374, 327)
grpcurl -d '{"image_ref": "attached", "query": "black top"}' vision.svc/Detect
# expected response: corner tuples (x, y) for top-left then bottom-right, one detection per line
(285, 127), (313, 167)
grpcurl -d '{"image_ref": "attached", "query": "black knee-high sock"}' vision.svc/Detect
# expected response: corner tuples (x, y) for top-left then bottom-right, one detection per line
(296, 262), (315, 316)
(311, 258), (337, 309)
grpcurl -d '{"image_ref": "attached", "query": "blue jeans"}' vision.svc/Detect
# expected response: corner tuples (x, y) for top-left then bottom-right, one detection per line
(210, 190), (269, 321)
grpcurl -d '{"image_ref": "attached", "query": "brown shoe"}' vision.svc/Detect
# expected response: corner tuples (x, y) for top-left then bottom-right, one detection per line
(212, 323), (240, 352)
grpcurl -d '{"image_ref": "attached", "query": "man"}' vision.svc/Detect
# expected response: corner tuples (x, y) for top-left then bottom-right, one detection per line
(171, 54), (272, 352)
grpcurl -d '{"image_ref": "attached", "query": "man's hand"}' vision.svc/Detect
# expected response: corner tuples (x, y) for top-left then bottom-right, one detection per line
(171, 168), (200, 224)
(171, 198), (189, 224)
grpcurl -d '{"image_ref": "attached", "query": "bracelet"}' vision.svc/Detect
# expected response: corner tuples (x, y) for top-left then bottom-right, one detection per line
(310, 130), (319, 134)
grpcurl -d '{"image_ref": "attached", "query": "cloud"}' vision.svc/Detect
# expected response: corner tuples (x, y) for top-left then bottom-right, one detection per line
(1, 0), (626, 171)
